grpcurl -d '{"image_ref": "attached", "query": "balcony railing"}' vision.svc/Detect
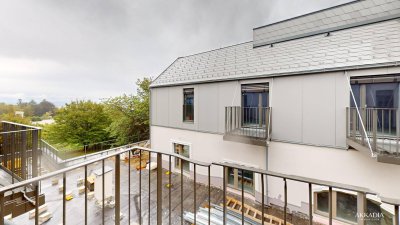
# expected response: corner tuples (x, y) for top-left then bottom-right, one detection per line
(0, 121), (41, 181)
(224, 106), (271, 145)
(1, 144), (398, 225)
(347, 107), (400, 162)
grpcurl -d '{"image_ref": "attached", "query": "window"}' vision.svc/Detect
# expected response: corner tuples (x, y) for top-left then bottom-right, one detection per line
(315, 191), (393, 224)
(336, 192), (357, 222)
(226, 167), (254, 194)
(174, 143), (190, 172)
(183, 88), (194, 122)
(241, 83), (269, 127)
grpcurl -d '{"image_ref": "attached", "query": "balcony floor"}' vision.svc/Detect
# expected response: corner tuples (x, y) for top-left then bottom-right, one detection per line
(9, 158), (310, 225)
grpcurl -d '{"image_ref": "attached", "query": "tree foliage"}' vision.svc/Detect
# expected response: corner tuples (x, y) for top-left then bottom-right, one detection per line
(103, 78), (151, 144)
(45, 100), (110, 146)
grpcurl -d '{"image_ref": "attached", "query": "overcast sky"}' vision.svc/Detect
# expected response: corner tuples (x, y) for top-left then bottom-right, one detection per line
(0, 0), (351, 106)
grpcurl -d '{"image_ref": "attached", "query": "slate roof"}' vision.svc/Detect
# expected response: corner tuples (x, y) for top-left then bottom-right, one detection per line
(151, 19), (400, 87)
(253, 0), (400, 47)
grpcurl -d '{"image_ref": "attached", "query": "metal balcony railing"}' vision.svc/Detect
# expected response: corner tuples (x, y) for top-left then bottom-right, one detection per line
(225, 106), (271, 139)
(0, 121), (41, 181)
(1, 145), (399, 225)
(347, 107), (400, 157)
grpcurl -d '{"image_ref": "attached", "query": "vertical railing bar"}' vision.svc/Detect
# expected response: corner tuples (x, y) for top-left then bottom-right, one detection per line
(63, 172), (66, 225)
(84, 164), (88, 225)
(156, 153), (162, 225)
(35, 182), (39, 225)
(194, 164), (197, 225)
(309, 183), (312, 225)
(148, 152), (151, 225)
(223, 166), (227, 225)
(208, 166), (211, 225)
(139, 150), (142, 225)
(115, 154), (121, 225)
(102, 159), (105, 225)
(0, 192), (4, 225)
(181, 158), (184, 225)
(169, 155), (172, 225)
(261, 173), (265, 225)
(241, 169), (244, 225)
(394, 205), (399, 225)
(329, 186), (333, 225)
(128, 150), (131, 224)
(284, 178), (287, 225)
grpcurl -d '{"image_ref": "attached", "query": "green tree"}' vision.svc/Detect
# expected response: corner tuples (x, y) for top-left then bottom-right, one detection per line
(46, 100), (110, 146)
(33, 99), (56, 117)
(0, 113), (31, 124)
(104, 77), (151, 144)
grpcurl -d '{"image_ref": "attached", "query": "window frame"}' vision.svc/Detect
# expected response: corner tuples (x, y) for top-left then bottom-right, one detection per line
(183, 88), (194, 123)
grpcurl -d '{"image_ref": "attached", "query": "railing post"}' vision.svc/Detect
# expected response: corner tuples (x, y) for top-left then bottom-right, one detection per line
(352, 109), (357, 140)
(0, 191), (4, 225)
(156, 153), (162, 225)
(309, 183), (313, 225)
(357, 192), (366, 225)
(115, 154), (121, 224)
(32, 130), (38, 178)
(395, 205), (399, 225)
(328, 187), (333, 225)
(21, 129), (27, 179)
(372, 109), (377, 152)
(35, 182), (40, 225)
(397, 109), (399, 155)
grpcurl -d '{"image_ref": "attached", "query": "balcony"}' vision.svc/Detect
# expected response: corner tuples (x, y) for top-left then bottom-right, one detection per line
(346, 107), (400, 164)
(224, 106), (271, 146)
(0, 144), (399, 225)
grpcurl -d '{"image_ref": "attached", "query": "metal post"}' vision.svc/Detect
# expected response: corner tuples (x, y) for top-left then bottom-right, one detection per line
(329, 187), (333, 225)
(85, 165), (88, 225)
(102, 159), (105, 225)
(63, 172), (66, 225)
(181, 159), (184, 225)
(32, 130), (38, 178)
(223, 166), (227, 225)
(35, 182), (39, 225)
(169, 155), (172, 225)
(373, 109), (377, 152)
(157, 153), (162, 225)
(284, 178), (287, 225)
(128, 150), (131, 224)
(194, 164), (197, 225)
(21, 129), (27, 179)
(0, 192), (4, 225)
(148, 152), (151, 225)
(395, 205), (399, 225)
(208, 166), (211, 225)
(139, 150), (142, 225)
(241, 169), (244, 225)
(115, 154), (121, 224)
(261, 174), (265, 225)
(309, 183), (313, 225)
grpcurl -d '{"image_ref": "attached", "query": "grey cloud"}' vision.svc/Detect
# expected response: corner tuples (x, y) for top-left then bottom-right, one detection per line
(0, 0), (351, 106)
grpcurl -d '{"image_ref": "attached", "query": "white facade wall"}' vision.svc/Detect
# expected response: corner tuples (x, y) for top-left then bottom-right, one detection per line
(150, 66), (400, 212)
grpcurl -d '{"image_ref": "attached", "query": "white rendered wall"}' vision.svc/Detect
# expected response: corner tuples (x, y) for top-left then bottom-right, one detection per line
(150, 125), (266, 193)
(268, 141), (400, 209)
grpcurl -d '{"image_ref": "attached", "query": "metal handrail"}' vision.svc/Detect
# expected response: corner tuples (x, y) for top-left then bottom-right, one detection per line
(1, 144), (399, 225)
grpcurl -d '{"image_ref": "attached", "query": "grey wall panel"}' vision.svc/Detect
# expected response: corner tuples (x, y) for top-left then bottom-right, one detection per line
(150, 89), (157, 125)
(155, 87), (169, 126)
(335, 73), (349, 148)
(198, 84), (219, 132)
(167, 86), (182, 128)
(302, 74), (336, 146)
(218, 81), (240, 133)
(271, 76), (303, 143)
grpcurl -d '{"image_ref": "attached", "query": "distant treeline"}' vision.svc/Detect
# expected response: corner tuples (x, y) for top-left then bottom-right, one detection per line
(0, 99), (56, 124)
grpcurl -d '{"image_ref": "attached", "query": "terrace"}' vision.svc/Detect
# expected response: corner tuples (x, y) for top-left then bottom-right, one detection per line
(0, 121), (399, 225)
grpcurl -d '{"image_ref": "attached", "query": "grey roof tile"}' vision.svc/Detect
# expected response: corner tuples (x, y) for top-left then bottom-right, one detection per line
(151, 20), (400, 87)
(252, 0), (400, 47)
